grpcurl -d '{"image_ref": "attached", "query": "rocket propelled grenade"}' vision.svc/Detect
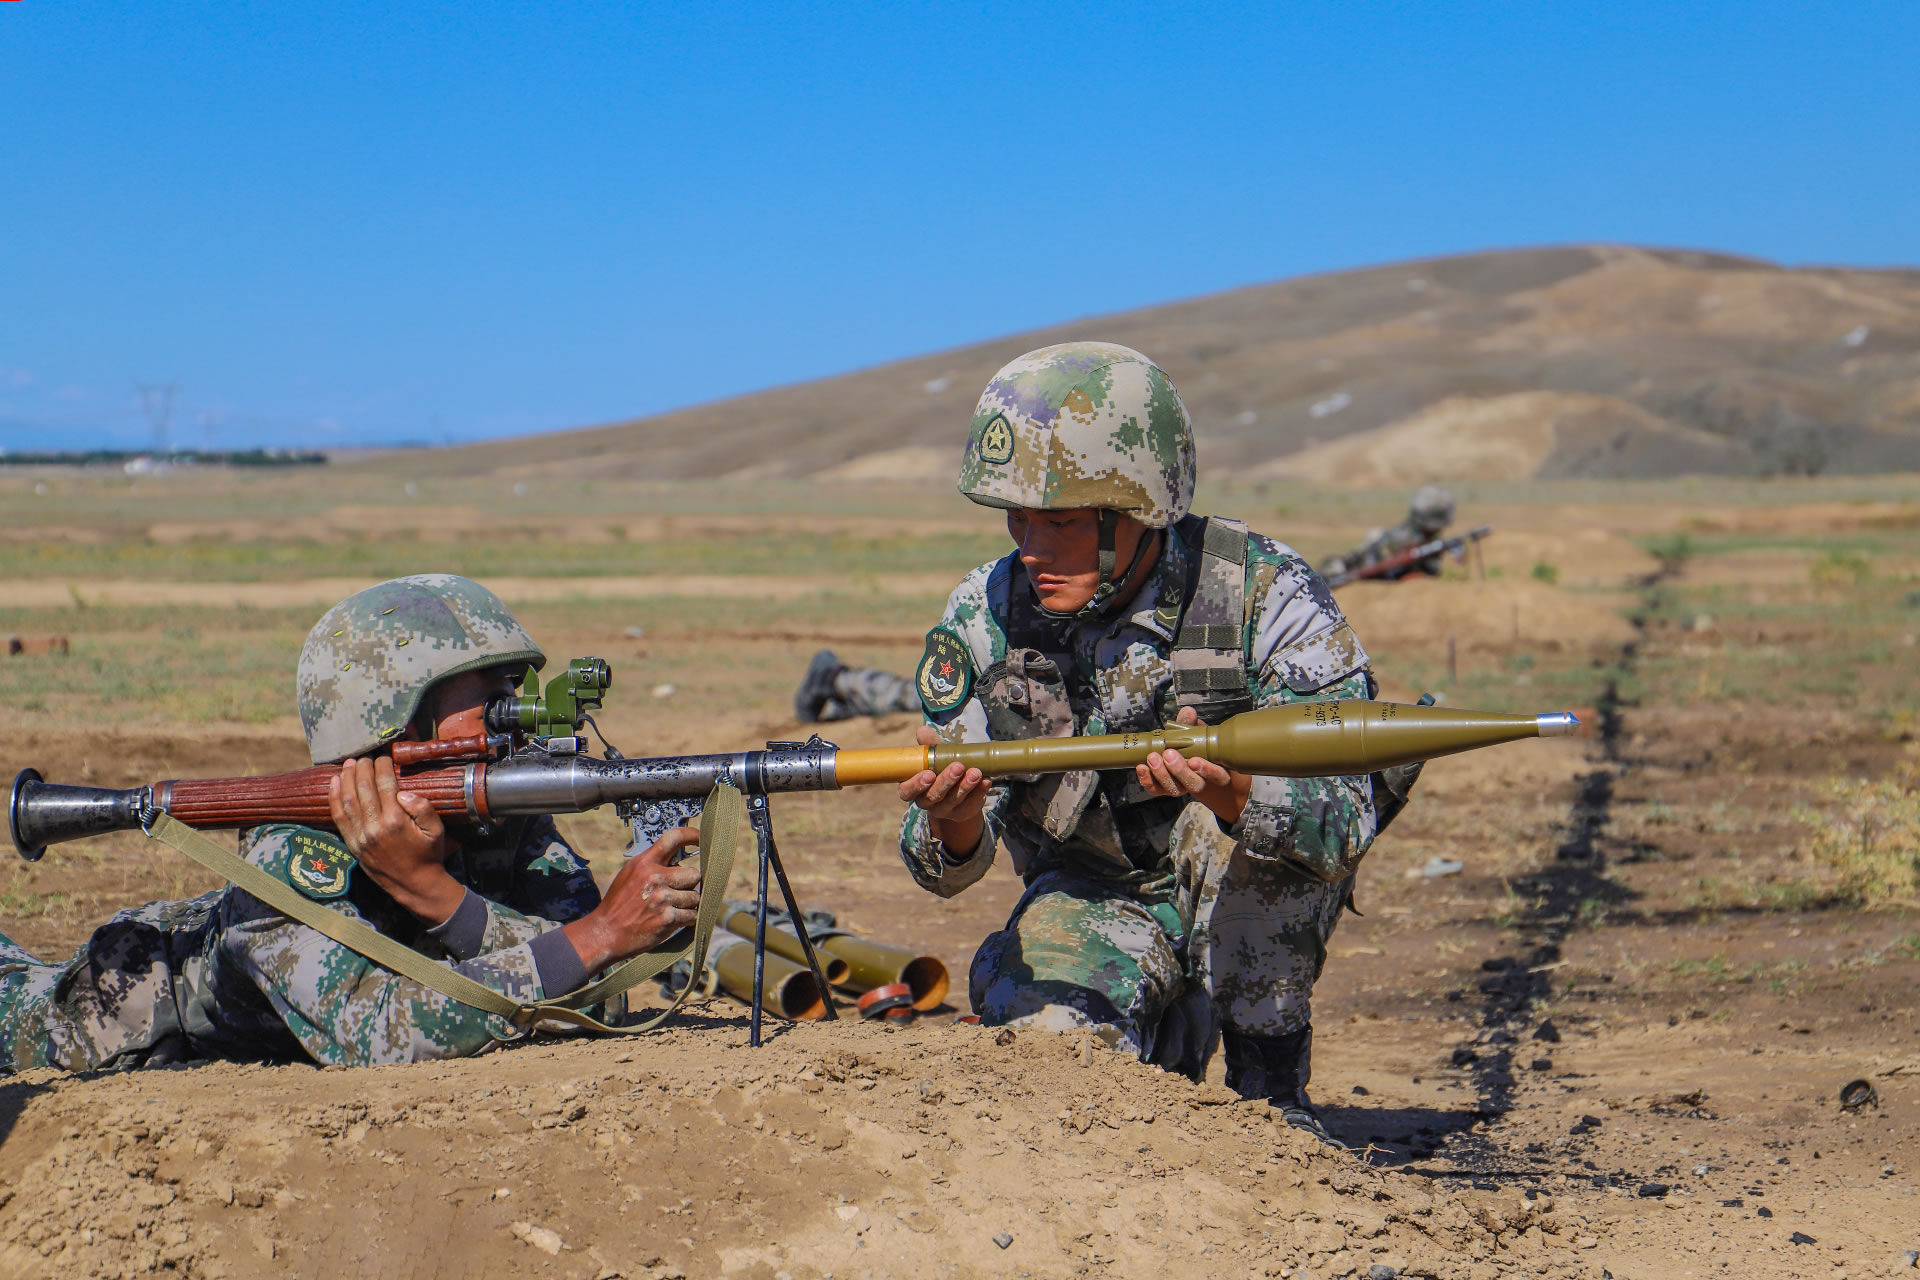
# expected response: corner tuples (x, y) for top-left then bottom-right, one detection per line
(10, 700), (1578, 858)
(922, 700), (1578, 780)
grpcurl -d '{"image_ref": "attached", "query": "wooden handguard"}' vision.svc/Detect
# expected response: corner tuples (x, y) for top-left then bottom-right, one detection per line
(390, 735), (492, 767)
(154, 763), (487, 831)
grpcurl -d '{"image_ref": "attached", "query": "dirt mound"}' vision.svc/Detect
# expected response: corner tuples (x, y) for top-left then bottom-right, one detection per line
(1258, 392), (1748, 486)
(1339, 578), (1637, 658)
(0, 1021), (1598, 1280)
(813, 447), (956, 484)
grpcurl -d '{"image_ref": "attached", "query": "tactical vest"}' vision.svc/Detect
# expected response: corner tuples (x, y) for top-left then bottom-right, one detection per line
(978, 515), (1256, 873)
(1168, 513), (1256, 725)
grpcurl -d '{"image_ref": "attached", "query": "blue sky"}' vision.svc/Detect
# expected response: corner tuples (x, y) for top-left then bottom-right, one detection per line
(2, 2), (1915, 451)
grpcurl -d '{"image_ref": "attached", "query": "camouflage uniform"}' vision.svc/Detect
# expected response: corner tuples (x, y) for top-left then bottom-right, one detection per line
(0, 817), (611, 1072)
(898, 343), (1383, 1117)
(794, 650), (921, 722)
(1321, 485), (1455, 582)
(900, 524), (1376, 1059)
(824, 667), (919, 720)
(0, 576), (618, 1075)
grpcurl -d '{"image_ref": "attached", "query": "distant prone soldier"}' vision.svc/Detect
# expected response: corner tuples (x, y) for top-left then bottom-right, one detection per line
(894, 342), (1418, 1147)
(793, 651), (921, 722)
(0, 576), (702, 1074)
(1320, 485), (1457, 583)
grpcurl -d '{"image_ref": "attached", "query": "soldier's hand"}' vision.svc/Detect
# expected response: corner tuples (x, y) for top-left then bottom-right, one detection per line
(898, 725), (990, 852)
(565, 826), (702, 971)
(1136, 706), (1253, 826)
(329, 757), (465, 925)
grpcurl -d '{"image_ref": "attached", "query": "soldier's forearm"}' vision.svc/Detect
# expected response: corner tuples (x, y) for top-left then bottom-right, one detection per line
(930, 812), (986, 860)
(371, 864), (469, 931)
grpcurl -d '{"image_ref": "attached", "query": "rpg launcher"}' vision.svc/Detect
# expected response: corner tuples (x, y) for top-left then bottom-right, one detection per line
(11, 695), (1579, 856)
(1325, 525), (1493, 588)
(8, 654), (1576, 1043)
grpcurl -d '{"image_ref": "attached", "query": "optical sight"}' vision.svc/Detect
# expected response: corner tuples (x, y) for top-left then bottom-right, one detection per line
(485, 656), (612, 741)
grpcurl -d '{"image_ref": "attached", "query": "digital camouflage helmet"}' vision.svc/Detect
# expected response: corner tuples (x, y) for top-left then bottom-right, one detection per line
(958, 342), (1196, 616)
(958, 341), (1195, 527)
(296, 574), (545, 765)
(1408, 485), (1456, 536)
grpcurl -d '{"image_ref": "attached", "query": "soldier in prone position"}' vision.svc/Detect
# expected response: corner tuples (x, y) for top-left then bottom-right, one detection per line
(1319, 485), (1456, 583)
(897, 343), (1412, 1146)
(0, 575), (699, 1074)
(793, 650), (921, 722)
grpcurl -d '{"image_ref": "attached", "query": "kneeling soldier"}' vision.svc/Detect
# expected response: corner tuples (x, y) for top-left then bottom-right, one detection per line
(898, 344), (1399, 1145)
(0, 575), (699, 1073)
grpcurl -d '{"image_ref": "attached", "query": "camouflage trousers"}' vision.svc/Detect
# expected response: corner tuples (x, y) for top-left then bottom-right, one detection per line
(0, 924), (183, 1074)
(969, 815), (1348, 1076)
(819, 667), (919, 721)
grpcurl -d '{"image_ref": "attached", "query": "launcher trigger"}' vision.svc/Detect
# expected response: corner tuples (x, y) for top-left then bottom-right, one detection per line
(619, 796), (707, 858)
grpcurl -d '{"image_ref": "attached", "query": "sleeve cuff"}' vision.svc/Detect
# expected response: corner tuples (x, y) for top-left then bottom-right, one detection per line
(426, 888), (488, 962)
(938, 826), (993, 867)
(527, 927), (588, 996)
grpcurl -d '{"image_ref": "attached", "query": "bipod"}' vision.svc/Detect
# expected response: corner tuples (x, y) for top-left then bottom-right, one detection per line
(745, 736), (842, 1047)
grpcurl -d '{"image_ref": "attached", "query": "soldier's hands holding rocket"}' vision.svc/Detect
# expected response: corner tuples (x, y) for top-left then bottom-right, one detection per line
(899, 724), (990, 856)
(564, 827), (703, 971)
(1136, 706), (1252, 826)
(330, 756), (467, 927)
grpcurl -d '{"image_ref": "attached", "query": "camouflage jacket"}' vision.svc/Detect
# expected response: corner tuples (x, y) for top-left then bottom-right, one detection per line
(899, 520), (1380, 901)
(27, 817), (609, 1072)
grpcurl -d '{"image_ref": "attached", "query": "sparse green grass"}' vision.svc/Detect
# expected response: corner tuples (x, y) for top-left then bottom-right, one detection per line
(1625, 574), (1920, 713)
(1369, 646), (1596, 712)
(1810, 548), (1874, 586)
(1634, 529), (1914, 559)
(0, 881), (75, 920)
(1795, 750), (1920, 907)
(0, 584), (962, 735)
(1670, 952), (1733, 981)
(1491, 881), (1533, 930)
(0, 605), (307, 727)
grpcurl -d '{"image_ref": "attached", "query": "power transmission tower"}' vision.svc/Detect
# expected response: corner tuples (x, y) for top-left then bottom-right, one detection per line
(137, 382), (177, 454)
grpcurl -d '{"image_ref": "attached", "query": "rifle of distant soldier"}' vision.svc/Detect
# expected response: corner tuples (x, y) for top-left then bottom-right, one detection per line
(1324, 525), (1493, 588)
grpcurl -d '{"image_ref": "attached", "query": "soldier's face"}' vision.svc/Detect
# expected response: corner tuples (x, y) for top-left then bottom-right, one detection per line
(419, 669), (520, 741)
(1006, 507), (1151, 613)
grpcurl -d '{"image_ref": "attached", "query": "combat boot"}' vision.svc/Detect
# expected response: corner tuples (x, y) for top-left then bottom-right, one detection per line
(793, 650), (846, 722)
(1221, 1023), (1346, 1150)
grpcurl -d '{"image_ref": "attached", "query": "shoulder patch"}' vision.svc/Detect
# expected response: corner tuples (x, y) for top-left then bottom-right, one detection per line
(284, 827), (355, 900)
(916, 626), (974, 715)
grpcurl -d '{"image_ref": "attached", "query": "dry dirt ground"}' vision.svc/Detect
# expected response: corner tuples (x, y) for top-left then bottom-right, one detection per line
(1, 472), (1918, 1278)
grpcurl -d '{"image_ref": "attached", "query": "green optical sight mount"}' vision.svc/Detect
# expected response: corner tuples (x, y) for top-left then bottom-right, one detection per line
(484, 656), (613, 742)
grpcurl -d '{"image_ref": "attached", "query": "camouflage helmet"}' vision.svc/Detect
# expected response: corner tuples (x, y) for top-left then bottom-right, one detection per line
(1409, 485), (1456, 535)
(296, 574), (545, 765)
(957, 342), (1195, 529)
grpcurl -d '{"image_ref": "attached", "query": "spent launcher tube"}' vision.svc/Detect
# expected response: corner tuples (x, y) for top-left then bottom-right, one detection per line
(10, 701), (1579, 858)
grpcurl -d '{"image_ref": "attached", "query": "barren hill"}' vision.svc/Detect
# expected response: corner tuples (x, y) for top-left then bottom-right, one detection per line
(387, 244), (1920, 483)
